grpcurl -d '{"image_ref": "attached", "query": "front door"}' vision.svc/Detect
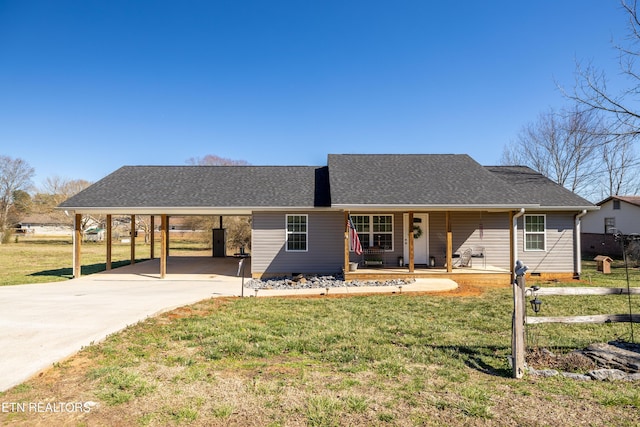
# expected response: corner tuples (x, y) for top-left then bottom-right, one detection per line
(404, 213), (429, 265)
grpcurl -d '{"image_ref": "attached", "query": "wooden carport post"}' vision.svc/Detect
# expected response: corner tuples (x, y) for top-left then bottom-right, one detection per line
(160, 214), (168, 278)
(73, 213), (82, 278)
(130, 214), (136, 265)
(445, 211), (453, 272)
(343, 212), (349, 273)
(150, 215), (155, 259)
(106, 214), (112, 270)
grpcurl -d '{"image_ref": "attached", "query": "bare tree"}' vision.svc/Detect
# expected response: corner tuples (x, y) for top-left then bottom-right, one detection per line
(186, 154), (250, 166)
(565, 1), (640, 138)
(599, 134), (640, 196)
(0, 156), (35, 243)
(40, 176), (92, 206)
(501, 106), (603, 199)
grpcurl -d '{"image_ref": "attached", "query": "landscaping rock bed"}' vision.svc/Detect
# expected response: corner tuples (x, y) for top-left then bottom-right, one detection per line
(527, 341), (640, 381)
(245, 274), (415, 290)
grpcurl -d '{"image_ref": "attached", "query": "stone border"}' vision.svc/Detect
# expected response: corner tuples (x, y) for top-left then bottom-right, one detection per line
(527, 366), (640, 381)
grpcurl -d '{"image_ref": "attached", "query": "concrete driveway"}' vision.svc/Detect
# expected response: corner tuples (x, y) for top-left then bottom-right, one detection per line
(0, 257), (245, 392)
(0, 256), (457, 392)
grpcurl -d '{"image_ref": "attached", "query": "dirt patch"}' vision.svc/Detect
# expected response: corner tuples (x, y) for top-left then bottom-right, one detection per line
(527, 347), (598, 372)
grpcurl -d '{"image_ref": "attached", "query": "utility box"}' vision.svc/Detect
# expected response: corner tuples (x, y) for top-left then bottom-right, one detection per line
(594, 255), (613, 274)
(212, 229), (226, 257)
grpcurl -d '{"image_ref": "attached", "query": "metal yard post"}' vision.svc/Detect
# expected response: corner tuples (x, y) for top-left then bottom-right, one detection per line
(237, 258), (246, 297)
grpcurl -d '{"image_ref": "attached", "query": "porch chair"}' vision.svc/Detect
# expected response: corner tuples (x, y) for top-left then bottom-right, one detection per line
(455, 248), (473, 268)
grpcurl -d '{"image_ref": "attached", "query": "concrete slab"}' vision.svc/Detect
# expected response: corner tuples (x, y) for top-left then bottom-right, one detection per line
(0, 257), (458, 392)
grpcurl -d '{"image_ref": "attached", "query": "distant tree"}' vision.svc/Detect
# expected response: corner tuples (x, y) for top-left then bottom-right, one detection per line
(599, 133), (640, 197)
(40, 176), (92, 206)
(565, 1), (640, 139)
(186, 154), (250, 166)
(0, 156), (35, 243)
(11, 190), (32, 216)
(226, 216), (252, 252)
(501, 106), (603, 199)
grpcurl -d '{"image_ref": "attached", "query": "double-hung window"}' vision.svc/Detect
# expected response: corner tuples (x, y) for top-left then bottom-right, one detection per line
(350, 214), (393, 250)
(524, 214), (546, 251)
(604, 217), (616, 234)
(286, 214), (308, 251)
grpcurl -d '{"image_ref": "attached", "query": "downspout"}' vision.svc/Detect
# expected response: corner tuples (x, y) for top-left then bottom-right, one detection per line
(512, 208), (525, 282)
(574, 210), (588, 279)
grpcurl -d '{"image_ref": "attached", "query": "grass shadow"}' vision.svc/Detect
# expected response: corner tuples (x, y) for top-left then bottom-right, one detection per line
(432, 345), (513, 378)
(29, 260), (148, 279)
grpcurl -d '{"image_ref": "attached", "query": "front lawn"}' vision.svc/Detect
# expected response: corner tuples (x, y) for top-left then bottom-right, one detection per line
(0, 259), (638, 426)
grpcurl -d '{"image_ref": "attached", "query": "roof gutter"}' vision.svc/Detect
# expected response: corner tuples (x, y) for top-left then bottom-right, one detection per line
(333, 203), (540, 212)
(512, 208), (525, 276)
(574, 209), (588, 278)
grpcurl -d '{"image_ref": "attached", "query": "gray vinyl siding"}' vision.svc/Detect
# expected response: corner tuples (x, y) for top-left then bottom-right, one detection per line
(252, 210), (576, 275)
(517, 212), (575, 273)
(252, 211), (344, 275)
(429, 212), (511, 269)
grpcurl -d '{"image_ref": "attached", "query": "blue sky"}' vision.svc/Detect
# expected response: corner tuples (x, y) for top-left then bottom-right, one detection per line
(0, 1), (629, 188)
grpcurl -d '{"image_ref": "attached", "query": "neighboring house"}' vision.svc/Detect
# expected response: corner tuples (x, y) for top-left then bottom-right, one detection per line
(581, 195), (640, 258)
(16, 214), (73, 236)
(58, 154), (597, 283)
(84, 227), (105, 242)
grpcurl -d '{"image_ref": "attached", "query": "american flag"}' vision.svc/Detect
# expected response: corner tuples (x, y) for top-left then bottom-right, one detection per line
(348, 217), (363, 255)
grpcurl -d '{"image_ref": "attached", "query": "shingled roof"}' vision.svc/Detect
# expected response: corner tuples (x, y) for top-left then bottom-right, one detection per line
(59, 165), (330, 214)
(485, 165), (594, 208)
(59, 155), (596, 213)
(329, 154), (535, 208)
(596, 195), (640, 207)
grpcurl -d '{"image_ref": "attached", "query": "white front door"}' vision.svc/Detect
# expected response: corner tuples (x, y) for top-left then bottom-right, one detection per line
(404, 213), (429, 265)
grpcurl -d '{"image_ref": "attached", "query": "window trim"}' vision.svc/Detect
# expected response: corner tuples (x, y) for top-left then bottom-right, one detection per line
(604, 217), (616, 234)
(350, 214), (394, 251)
(285, 214), (308, 252)
(523, 214), (546, 252)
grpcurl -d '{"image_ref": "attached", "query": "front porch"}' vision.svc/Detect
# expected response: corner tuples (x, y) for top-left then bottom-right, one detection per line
(344, 264), (512, 286)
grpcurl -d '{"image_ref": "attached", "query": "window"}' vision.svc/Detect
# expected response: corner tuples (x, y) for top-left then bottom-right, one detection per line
(613, 199), (621, 210)
(524, 214), (546, 251)
(350, 214), (393, 250)
(604, 217), (616, 234)
(286, 214), (307, 251)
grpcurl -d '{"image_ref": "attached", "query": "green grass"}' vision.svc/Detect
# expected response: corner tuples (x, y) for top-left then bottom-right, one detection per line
(0, 243), (638, 425)
(0, 236), (210, 285)
(39, 265), (632, 425)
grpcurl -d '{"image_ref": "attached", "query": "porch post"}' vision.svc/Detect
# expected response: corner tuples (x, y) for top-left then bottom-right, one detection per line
(160, 214), (168, 278)
(73, 213), (82, 278)
(167, 215), (170, 256)
(408, 211), (415, 272)
(130, 214), (136, 265)
(446, 211), (452, 273)
(106, 214), (112, 270)
(150, 215), (155, 259)
(344, 211), (350, 273)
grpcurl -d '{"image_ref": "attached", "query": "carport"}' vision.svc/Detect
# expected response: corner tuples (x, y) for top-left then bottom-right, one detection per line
(58, 166), (261, 279)
(69, 212), (250, 279)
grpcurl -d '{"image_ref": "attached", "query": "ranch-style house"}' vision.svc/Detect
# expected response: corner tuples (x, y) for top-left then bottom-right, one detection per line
(58, 154), (597, 285)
